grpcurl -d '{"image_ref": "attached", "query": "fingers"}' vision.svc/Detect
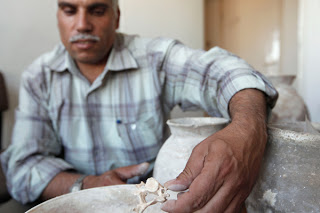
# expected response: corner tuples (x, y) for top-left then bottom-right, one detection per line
(103, 174), (127, 185)
(164, 143), (207, 191)
(162, 153), (225, 212)
(162, 170), (220, 212)
(224, 192), (247, 213)
(195, 181), (239, 213)
(115, 162), (149, 180)
(162, 139), (242, 213)
(83, 173), (126, 188)
(195, 160), (249, 213)
(163, 178), (244, 213)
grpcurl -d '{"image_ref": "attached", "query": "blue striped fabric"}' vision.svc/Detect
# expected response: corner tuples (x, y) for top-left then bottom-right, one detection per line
(1, 33), (277, 204)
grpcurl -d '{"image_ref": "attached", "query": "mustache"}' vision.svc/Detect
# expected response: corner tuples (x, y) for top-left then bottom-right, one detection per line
(69, 34), (101, 43)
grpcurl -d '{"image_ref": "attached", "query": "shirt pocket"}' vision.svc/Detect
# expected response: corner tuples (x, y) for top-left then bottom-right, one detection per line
(115, 111), (164, 164)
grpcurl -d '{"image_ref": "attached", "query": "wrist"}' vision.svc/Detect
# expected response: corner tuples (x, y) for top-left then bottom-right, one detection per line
(232, 118), (267, 143)
(232, 113), (267, 130)
(229, 89), (268, 132)
(82, 175), (95, 190)
(69, 174), (88, 193)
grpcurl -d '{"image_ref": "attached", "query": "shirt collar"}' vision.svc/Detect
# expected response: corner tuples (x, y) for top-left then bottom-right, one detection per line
(46, 43), (69, 72)
(46, 33), (139, 73)
(106, 33), (139, 71)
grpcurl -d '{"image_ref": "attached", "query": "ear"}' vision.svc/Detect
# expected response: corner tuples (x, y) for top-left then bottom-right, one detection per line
(115, 7), (120, 29)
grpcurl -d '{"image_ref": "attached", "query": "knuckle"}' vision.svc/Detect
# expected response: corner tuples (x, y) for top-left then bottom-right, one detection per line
(191, 195), (209, 211)
(102, 173), (116, 185)
(179, 165), (194, 180)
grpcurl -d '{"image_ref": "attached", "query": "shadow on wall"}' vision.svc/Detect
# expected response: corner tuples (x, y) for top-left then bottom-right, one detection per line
(0, 71), (9, 150)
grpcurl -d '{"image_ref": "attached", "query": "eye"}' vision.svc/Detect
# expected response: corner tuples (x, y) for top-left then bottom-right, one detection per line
(61, 6), (77, 16)
(64, 8), (76, 15)
(89, 6), (107, 16)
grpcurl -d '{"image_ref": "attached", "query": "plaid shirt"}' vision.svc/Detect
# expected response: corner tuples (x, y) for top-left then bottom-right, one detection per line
(1, 33), (277, 204)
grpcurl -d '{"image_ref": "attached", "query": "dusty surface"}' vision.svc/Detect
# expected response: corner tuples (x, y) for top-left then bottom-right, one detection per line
(246, 122), (320, 212)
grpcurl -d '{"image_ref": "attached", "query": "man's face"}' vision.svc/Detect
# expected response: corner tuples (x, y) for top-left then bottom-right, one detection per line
(57, 0), (119, 65)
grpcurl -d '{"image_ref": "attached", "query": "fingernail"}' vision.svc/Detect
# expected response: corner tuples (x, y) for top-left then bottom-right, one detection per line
(167, 184), (187, 191)
(164, 179), (187, 191)
(164, 179), (174, 188)
(137, 162), (149, 175)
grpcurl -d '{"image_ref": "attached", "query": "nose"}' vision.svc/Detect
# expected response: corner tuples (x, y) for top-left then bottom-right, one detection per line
(76, 11), (93, 33)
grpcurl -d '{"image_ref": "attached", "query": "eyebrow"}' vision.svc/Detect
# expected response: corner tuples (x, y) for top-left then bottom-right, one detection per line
(87, 2), (109, 10)
(58, 2), (76, 8)
(58, 2), (109, 10)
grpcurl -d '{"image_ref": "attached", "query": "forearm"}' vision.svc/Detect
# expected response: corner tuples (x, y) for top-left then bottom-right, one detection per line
(229, 89), (268, 132)
(227, 88), (268, 163)
(41, 172), (82, 201)
(41, 162), (150, 201)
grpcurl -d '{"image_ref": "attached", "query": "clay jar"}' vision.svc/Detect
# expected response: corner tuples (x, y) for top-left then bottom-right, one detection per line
(153, 117), (229, 185)
(267, 75), (309, 122)
(246, 122), (320, 212)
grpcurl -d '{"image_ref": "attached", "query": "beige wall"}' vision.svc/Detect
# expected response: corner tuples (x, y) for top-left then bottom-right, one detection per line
(205, 0), (300, 77)
(0, 0), (205, 148)
(205, 0), (283, 75)
(0, 0), (59, 148)
(281, 0), (298, 76)
(118, 0), (204, 49)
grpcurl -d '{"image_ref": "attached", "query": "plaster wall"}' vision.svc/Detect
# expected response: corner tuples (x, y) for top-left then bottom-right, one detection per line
(0, 0), (204, 148)
(0, 0), (59, 148)
(205, 0), (282, 75)
(281, 0), (298, 76)
(298, 0), (320, 122)
(119, 0), (204, 50)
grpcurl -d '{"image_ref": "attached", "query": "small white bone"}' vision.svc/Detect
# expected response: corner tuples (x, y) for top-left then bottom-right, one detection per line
(145, 178), (160, 192)
(133, 178), (169, 213)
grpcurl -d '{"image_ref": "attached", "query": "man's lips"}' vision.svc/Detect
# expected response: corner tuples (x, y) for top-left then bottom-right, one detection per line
(72, 40), (97, 50)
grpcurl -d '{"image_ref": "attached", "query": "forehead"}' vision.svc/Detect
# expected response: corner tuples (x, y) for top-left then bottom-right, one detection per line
(57, 0), (112, 6)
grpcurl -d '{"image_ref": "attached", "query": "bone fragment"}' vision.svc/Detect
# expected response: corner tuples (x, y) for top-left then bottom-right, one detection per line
(133, 177), (169, 213)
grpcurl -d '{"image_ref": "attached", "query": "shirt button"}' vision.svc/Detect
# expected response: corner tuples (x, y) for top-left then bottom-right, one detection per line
(131, 124), (137, 130)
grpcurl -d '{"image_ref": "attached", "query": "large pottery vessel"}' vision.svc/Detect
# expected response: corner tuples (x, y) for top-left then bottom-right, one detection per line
(268, 75), (309, 122)
(154, 117), (320, 212)
(246, 122), (320, 212)
(153, 117), (229, 185)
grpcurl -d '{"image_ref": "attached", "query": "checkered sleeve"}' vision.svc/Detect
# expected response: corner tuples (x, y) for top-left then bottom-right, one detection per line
(162, 43), (278, 119)
(0, 64), (74, 204)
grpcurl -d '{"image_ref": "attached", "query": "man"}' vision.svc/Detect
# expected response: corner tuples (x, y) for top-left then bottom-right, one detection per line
(1, 0), (278, 212)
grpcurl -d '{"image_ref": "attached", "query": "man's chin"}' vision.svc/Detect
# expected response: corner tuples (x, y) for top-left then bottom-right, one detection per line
(69, 49), (109, 66)
(74, 56), (107, 66)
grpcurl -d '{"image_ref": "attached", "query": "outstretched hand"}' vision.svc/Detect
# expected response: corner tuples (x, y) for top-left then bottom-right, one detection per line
(161, 89), (269, 213)
(41, 162), (150, 201)
(83, 162), (150, 189)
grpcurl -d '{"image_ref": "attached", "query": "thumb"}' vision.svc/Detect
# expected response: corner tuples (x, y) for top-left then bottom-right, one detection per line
(115, 162), (150, 180)
(164, 149), (205, 191)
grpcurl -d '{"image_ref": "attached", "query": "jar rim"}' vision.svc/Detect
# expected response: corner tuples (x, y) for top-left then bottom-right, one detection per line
(167, 117), (230, 128)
